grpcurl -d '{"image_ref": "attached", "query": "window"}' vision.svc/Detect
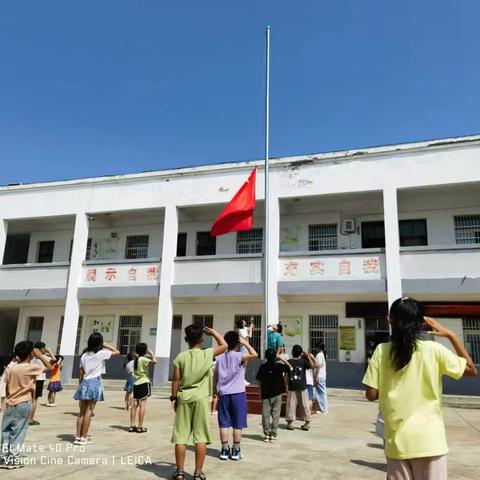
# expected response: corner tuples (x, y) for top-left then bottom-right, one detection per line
(196, 232), (216, 256)
(463, 318), (480, 364)
(172, 315), (183, 330)
(27, 316), (44, 343)
(117, 316), (143, 356)
(361, 221), (385, 248)
(3, 234), (30, 265)
(365, 317), (390, 359)
(177, 233), (187, 257)
(309, 315), (338, 359)
(37, 241), (55, 263)
(69, 238), (92, 262)
(309, 224), (337, 251)
(125, 235), (149, 259)
(56, 316), (65, 354)
(193, 315), (214, 348)
(237, 229), (263, 254)
(75, 316), (84, 355)
(454, 215), (480, 245)
(399, 219), (428, 246)
(234, 314), (262, 354)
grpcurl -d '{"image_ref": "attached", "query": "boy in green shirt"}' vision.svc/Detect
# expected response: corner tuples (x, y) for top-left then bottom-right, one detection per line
(171, 325), (227, 480)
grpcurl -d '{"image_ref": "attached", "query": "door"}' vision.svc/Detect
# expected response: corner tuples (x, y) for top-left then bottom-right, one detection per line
(192, 315), (214, 348)
(169, 315), (183, 379)
(27, 317), (44, 344)
(117, 316), (142, 355)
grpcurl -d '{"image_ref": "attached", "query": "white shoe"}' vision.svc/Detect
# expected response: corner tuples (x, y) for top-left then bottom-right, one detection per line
(86, 436), (95, 444)
(73, 437), (82, 445)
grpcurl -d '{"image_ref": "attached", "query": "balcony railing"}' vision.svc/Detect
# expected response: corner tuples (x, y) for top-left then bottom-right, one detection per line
(0, 262), (70, 290)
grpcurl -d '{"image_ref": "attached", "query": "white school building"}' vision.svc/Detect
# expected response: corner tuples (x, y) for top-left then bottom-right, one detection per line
(0, 135), (479, 394)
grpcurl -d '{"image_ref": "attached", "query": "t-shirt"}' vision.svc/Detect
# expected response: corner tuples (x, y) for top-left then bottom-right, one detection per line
(288, 358), (311, 391)
(315, 351), (327, 381)
(306, 368), (314, 386)
(256, 361), (290, 399)
(215, 350), (245, 395)
(31, 358), (47, 381)
(237, 327), (249, 340)
(125, 360), (134, 376)
(79, 349), (112, 380)
(174, 348), (213, 404)
(362, 340), (466, 460)
(267, 330), (285, 352)
(5, 363), (45, 406)
(49, 364), (61, 383)
(134, 356), (151, 385)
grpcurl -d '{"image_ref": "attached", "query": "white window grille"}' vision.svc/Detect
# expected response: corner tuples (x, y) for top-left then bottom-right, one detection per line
(234, 314), (262, 354)
(309, 224), (338, 251)
(463, 318), (480, 364)
(454, 215), (480, 245)
(236, 229), (263, 254)
(125, 235), (149, 259)
(117, 316), (143, 355)
(309, 315), (338, 359)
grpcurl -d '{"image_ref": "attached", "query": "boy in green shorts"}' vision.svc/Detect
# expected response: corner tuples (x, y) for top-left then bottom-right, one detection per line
(171, 325), (227, 480)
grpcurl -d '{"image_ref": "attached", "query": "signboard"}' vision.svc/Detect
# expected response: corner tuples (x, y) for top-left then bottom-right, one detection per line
(279, 256), (382, 281)
(339, 326), (356, 351)
(82, 264), (160, 287)
(86, 315), (115, 343)
(279, 316), (303, 355)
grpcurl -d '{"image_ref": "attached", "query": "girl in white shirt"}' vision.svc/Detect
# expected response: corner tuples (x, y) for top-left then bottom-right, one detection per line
(314, 343), (328, 414)
(73, 332), (120, 445)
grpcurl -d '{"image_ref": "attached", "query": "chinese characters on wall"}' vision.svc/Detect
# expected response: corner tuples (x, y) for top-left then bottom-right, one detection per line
(83, 264), (160, 286)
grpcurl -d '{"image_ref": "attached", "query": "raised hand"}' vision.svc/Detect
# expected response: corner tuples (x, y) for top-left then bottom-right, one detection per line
(423, 317), (453, 338)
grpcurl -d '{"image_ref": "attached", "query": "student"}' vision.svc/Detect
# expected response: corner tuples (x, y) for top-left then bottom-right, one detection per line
(129, 343), (156, 433)
(171, 325), (227, 480)
(235, 318), (254, 352)
(363, 297), (478, 480)
(1, 341), (52, 469)
(0, 357), (18, 412)
(305, 353), (317, 415)
(314, 343), (328, 414)
(73, 332), (120, 445)
(214, 331), (257, 461)
(29, 341), (54, 425)
(285, 345), (313, 431)
(267, 325), (285, 355)
(47, 355), (64, 407)
(124, 352), (136, 411)
(256, 348), (292, 443)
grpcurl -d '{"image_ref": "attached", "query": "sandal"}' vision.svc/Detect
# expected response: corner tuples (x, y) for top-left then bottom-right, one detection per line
(301, 422), (310, 431)
(136, 427), (147, 433)
(263, 436), (270, 443)
(172, 471), (185, 480)
(193, 473), (207, 480)
(286, 425), (295, 431)
(128, 426), (136, 433)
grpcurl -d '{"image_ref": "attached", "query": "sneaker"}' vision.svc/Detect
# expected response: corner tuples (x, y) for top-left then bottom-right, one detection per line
(269, 436), (277, 443)
(74, 437), (87, 445)
(219, 446), (230, 461)
(230, 447), (242, 461)
(86, 436), (95, 444)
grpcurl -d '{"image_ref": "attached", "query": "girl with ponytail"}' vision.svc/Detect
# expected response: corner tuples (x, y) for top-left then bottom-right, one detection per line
(363, 297), (477, 479)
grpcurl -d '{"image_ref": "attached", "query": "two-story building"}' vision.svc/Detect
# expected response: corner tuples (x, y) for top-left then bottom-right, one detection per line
(0, 135), (479, 394)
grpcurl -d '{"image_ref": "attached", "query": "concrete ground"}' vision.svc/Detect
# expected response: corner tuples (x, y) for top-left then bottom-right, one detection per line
(3, 390), (480, 480)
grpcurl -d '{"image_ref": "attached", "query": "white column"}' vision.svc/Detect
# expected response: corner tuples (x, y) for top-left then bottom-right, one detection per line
(60, 213), (89, 380)
(266, 195), (280, 326)
(0, 219), (7, 264)
(153, 204), (178, 386)
(383, 187), (403, 307)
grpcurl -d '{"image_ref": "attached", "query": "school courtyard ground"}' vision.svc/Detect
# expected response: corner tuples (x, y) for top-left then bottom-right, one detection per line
(4, 387), (480, 480)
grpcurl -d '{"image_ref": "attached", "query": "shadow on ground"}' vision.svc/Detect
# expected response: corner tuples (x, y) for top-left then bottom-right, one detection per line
(57, 434), (76, 442)
(186, 445), (219, 460)
(110, 424), (131, 431)
(350, 459), (387, 472)
(366, 443), (384, 450)
(137, 461), (187, 479)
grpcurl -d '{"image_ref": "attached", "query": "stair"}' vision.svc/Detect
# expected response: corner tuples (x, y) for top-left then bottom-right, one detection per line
(246, 385), (287, 415)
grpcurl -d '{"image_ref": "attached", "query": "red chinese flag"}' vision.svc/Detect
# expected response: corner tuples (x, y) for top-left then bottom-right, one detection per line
(210, 167), (257, 237)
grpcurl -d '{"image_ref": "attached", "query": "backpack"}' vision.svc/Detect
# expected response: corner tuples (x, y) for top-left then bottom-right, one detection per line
(288, 359), (306, 391)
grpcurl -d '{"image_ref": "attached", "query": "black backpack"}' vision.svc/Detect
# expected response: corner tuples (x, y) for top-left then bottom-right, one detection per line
(288, 359), (306, 391)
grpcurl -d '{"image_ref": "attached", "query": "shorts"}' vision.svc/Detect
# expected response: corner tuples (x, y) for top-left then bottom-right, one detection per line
(47, 381), (63, 393)
(133, 382), (151, 400)
(307, 384), (314, 400)
(171, 397), (211, 445)
(218, 392), (248, 429)
(35, 380), (45, 399)
(73, 377), (104, 401)
(124, 376), (135, 393)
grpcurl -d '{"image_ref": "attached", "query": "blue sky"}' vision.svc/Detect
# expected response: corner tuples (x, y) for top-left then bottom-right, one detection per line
(0, 1), (479, 184)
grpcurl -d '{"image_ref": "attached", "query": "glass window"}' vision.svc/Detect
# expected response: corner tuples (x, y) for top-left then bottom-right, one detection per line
(117, 316), (143, 356)
(27, 316), (44, 343)
(454, 215), (480, 245)
(361, 221), (385, 248)
(234, 314), (262, 354)
(172, 315), (183, 330)
(125, 235), (149, 259)
(463, 318), (480, 364)
(309, 315), (338, 359)
(399, 219), (428, 246)
(309, 224), (337, 251)
(37, 241), (55, 263)
(193, 315), (214, 347)
(237, 229), (263, 254)
(196, 232), (216, 256)
(177, 233), (187, 257)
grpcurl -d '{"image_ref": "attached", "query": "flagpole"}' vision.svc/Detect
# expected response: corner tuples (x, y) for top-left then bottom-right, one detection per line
(264, 26), (271, 350)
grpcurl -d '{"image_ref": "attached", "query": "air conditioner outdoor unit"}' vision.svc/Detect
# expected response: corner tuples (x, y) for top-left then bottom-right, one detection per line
(342, 218), (356, 234)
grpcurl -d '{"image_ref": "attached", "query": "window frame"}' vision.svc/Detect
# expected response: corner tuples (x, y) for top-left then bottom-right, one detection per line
(117, 315), (143, 356)
(309, 314), (338, 360)
(234, 314), (262, 354)
(236, 228), (263, 254)
(454, 215), (480, 245)
(176, 233), (187, 257)
(196, 232), (216, 256)
(37, 240), (55, 263)
(125, 235), (149, 260)
(463, 318), (480, 365)
(399, 219), (428, 247)
(308, 224), (338, 251)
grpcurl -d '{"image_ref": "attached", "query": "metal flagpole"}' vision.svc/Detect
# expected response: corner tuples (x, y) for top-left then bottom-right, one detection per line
(264, 26), (271, 350)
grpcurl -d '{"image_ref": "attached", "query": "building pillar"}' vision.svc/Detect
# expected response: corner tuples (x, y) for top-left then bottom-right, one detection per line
(153, 204), (178, 386)
(383, 187), (403, 307)
(60, 213), (89, 382)
(0, 219), (7, 265)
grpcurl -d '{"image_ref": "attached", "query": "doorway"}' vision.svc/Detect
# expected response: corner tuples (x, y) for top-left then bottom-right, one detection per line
(365, 317), (390, 361)
(169, 315), (183, 380)
(0, 308), (20, 356)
